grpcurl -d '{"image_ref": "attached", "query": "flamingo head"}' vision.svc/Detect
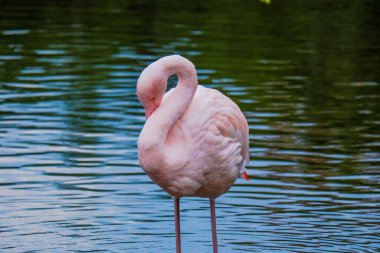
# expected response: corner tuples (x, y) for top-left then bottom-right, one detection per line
(136, 65), (167, 119)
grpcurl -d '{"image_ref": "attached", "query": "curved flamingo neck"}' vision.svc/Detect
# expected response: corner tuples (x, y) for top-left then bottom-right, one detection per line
(138, 56), (198, 158)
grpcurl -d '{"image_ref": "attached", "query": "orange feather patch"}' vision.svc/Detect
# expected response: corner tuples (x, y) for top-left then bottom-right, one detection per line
(243, 171), (250, 181)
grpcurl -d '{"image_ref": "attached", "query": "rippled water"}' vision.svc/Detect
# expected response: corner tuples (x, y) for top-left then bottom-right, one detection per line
(1, 1), (380, 252)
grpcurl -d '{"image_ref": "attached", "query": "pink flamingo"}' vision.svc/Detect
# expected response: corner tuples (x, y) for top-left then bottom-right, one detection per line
(137, 55), (249, 253)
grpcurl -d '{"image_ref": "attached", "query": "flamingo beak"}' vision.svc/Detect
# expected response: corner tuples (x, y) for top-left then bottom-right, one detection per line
(145, 104), (158, 119)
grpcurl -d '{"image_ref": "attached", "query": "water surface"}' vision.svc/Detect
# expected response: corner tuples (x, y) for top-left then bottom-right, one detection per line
(1, 1), (380, 252)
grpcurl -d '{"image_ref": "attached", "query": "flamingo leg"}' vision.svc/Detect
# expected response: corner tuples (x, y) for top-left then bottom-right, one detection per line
(174, 197), (182, 253)
(210, 198), (218, 253)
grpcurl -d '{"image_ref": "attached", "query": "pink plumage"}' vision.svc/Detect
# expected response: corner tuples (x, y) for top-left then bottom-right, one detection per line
(136, 55), (250, 253)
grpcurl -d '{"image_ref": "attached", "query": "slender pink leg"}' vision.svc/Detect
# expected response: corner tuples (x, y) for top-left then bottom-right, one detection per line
(174, 197), (182, 253)
(210, 198), (218, 253)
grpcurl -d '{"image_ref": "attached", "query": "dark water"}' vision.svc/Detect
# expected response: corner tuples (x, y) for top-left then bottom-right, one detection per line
(1, 1), (380, 252)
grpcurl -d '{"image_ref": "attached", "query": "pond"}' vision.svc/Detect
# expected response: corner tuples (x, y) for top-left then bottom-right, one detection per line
(1, 1), (379, 252)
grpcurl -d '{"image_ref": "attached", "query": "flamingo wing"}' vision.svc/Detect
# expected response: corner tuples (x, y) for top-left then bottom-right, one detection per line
(194, 86), (250, 176)
(161, 85), (249, 197)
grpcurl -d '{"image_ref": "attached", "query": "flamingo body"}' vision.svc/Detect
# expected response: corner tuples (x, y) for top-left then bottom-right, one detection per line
(140, 85), (249, 198)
